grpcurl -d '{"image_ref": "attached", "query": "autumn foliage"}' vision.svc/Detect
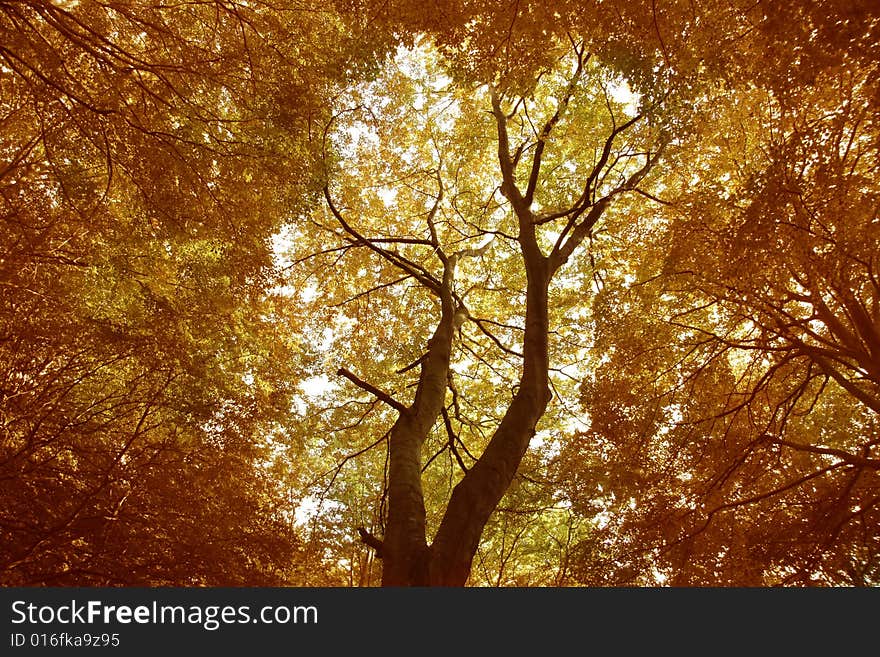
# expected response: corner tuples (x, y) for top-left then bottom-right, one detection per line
(1, 1), (877, 586)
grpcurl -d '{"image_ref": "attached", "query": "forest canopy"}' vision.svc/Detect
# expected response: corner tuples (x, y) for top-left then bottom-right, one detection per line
(1, 0), (878, 586)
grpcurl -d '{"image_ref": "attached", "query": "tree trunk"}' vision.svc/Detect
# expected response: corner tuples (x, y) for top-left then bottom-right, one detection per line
(377, 243), (552, 586)
(380, 259), (457, 586)
(428, 244), (551, 586)
(379, 87), (558, 586)
(381, 415), (431, 585)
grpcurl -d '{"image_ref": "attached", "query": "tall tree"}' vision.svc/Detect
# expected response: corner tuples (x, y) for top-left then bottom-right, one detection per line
(290, 32), (671, 584)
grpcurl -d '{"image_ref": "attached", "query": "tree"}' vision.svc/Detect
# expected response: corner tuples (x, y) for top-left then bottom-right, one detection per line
(0, 0), (378, 585)
(555, 2), (880, 585)
(287, 30), (671, 584)
(288, 1), (880, 587)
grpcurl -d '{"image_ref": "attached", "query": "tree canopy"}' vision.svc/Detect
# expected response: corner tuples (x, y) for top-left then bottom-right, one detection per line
(2, 0), (878, 586)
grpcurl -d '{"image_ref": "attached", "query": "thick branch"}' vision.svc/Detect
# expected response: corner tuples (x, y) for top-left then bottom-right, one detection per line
(524, 45), (586, 205)
(323, 186), (442, 293)
(770, 437), (880, 470)
(550, 142), (667, 272)
(337, 368), (408, 415)
(490, 88), (527, 214)
(429, 247), (551, 585)
(804, 352), (880, 415)
(357, 527), (384, 558)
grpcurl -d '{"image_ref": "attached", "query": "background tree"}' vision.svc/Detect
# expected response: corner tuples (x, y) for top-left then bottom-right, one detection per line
(555, 1), (880, 586)
(0, 0), (383, 585)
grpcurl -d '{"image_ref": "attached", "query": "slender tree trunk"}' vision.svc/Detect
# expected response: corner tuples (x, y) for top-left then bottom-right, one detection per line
(380, 260), (456, 586)
(381, 416), (431, 585)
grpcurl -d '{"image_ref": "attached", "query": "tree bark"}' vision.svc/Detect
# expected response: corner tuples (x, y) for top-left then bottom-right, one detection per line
(380, 256), (457, 586)
(428, 251), (551, 585)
